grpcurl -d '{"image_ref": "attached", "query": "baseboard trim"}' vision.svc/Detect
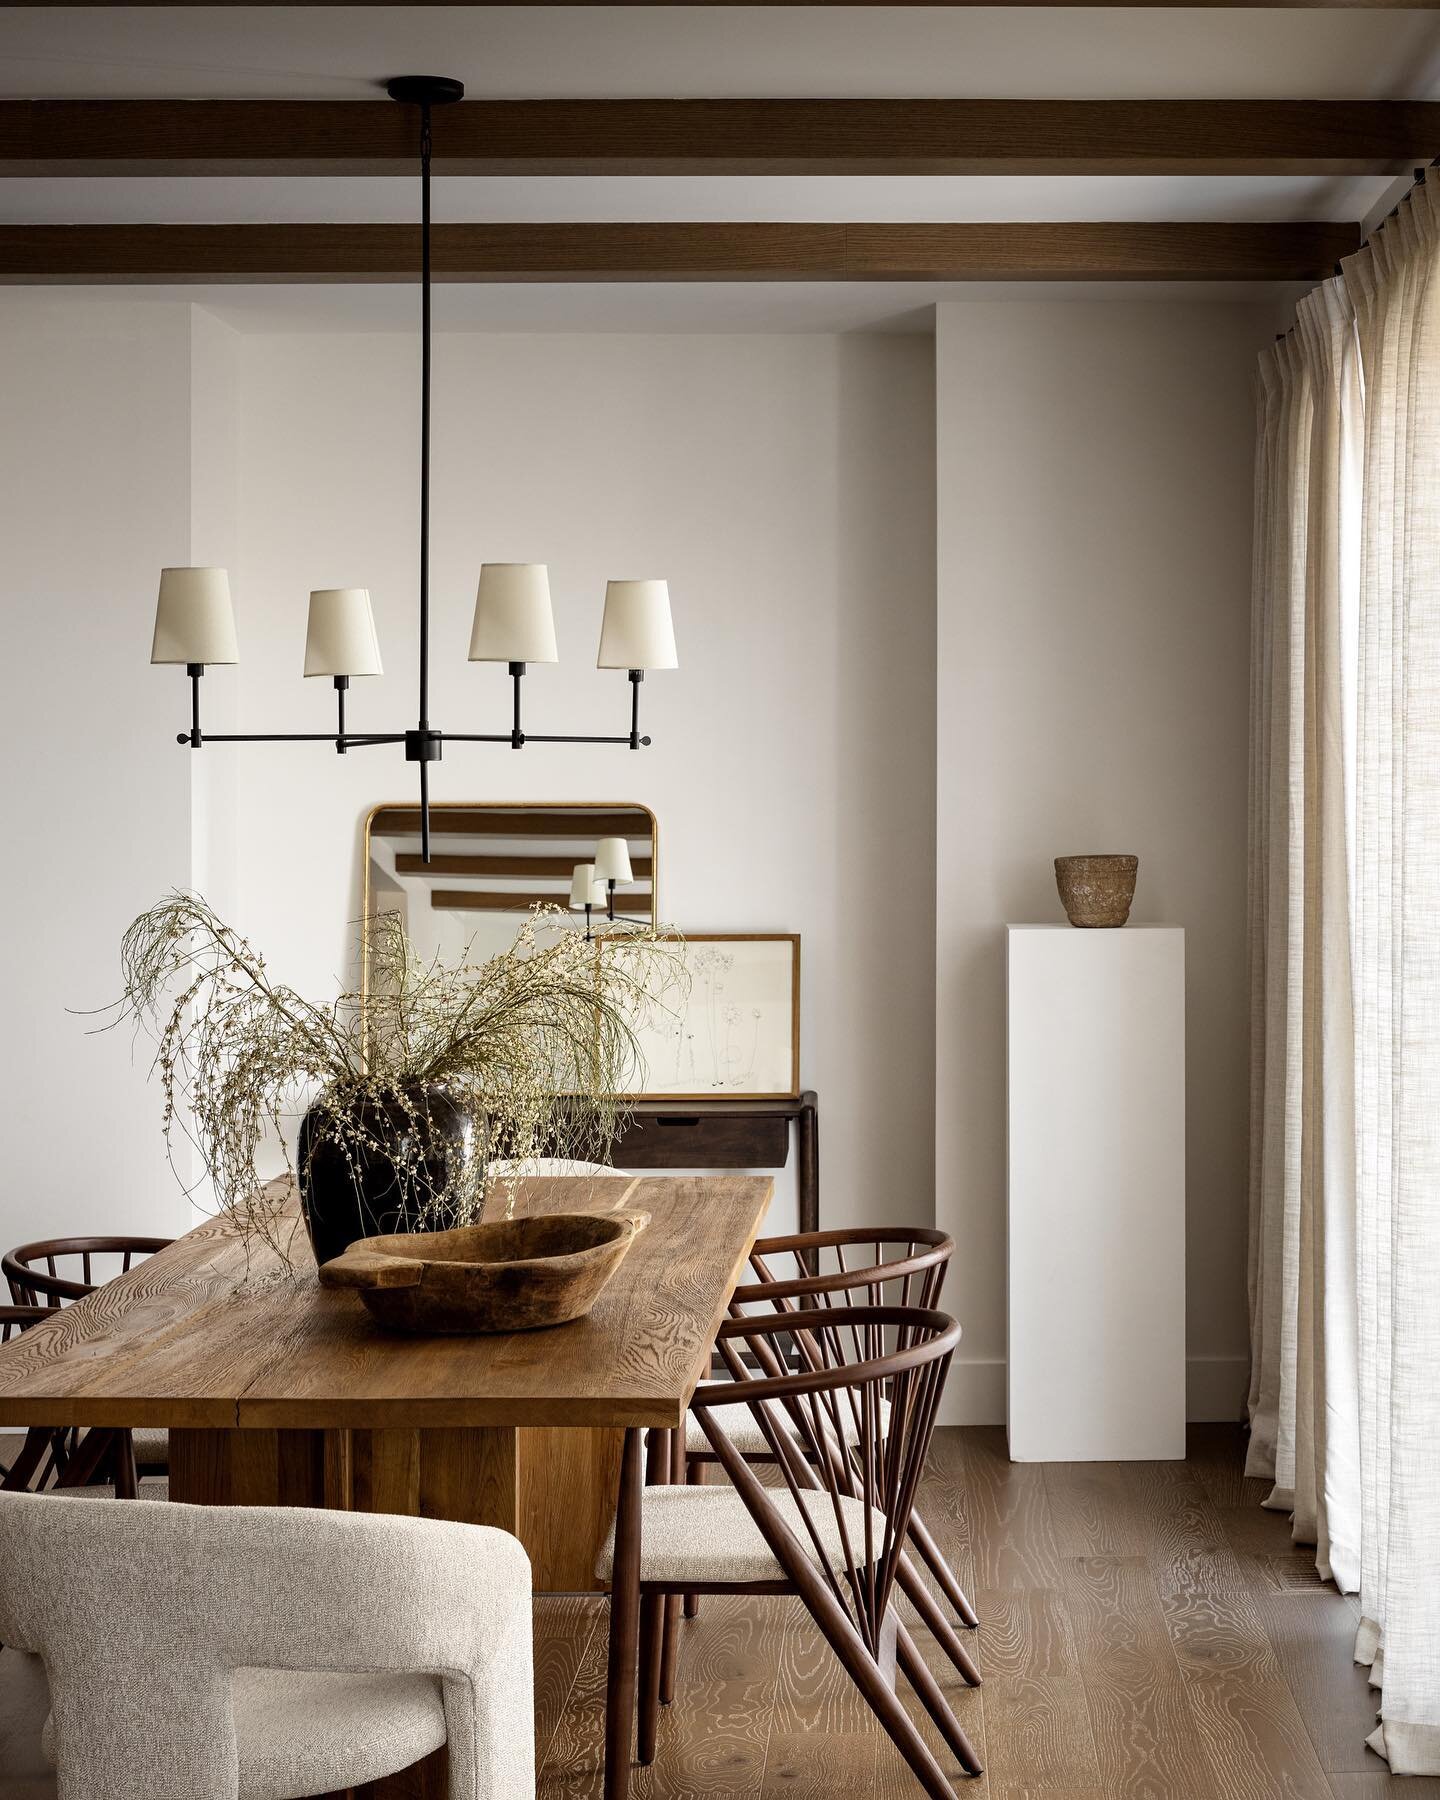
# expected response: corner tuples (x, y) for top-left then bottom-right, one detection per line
(937, 1355), (1250, 1429)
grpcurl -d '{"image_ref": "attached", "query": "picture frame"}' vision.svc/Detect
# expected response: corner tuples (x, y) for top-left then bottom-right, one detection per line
(619, 932), (801, 1101)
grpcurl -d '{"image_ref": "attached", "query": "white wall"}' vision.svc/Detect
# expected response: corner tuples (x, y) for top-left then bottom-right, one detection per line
(219, 327), (937, 1235)
(935, 298), (1272, 1423)
(0, 297), (200, 1250)
(0, 289), (1265, 1401)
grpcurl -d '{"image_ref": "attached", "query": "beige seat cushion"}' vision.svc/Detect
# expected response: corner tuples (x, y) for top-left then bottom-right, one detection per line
(131, 1428), (168, 1468)
(596, 1482), (889, 1586)
(686, 1392), (890, 1457)
(28, 1660), (446, 1800)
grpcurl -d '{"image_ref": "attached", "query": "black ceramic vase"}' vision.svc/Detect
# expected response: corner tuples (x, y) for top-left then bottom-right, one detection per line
(297, 1081), (475, 1269)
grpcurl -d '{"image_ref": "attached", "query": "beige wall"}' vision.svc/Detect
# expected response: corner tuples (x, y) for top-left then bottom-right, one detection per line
(221, 328), (937, 1237)
(934, 298), (1272, 1423)
(0, 290), (1266, 1385)
(0, 297), (200, 1251)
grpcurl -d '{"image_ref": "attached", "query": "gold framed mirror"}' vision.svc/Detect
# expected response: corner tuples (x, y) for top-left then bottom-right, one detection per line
(361, 801), (658, 986)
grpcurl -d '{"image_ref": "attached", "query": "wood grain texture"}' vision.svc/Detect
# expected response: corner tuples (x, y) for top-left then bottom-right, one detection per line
(1161, 1578), (1333, 1798)
(1063, 1555), (1214, 1798)
(372, 807), (650, 839)
(3, 100), (1434, 178)
(431, 888), (650, 914)
(518, 1426), (624, 1593)
(0, 1175), (772, 1432)
(524, 1430), (1423, 1800)
(395, 853), (653, 879)
(0, 220), (1362, 285)
(962, 1427), (1066, 1589)
(1254, 1596), (1385, 1777)
(1219, 1503), (1335, 1594)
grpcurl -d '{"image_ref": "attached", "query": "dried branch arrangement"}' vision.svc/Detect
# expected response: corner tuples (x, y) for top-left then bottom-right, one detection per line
(108, 892), (686, 1274)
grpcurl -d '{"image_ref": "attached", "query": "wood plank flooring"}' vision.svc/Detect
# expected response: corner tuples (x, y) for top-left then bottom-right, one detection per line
(535, 1425), (1438, 1799)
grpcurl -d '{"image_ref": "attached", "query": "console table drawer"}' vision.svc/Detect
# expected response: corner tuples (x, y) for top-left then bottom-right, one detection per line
(614, 1112), (791, 1170)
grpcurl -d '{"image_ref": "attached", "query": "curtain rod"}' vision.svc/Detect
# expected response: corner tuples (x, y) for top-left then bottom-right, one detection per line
(1275, 159), (1438, 343)
(1339, 158), (1439, 275)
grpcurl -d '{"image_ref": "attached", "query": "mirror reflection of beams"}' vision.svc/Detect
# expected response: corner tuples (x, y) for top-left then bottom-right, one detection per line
(363, 801), (658, 972)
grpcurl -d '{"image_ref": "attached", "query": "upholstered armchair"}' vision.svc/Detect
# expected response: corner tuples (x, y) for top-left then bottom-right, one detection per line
(0, 1492), (534, 1800)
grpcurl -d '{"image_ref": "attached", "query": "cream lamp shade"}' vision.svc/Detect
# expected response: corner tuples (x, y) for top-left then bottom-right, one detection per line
(304, 588), (383, 678)
(594, 836), (633, 884)
(596, 579), (678, 671)
(150, 568), (239, 666)
(469, 564), (559, 664)
(569, 863), (598, 909)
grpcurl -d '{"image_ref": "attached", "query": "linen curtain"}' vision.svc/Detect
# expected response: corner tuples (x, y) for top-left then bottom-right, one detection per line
(1248, 182), (1440, 1774)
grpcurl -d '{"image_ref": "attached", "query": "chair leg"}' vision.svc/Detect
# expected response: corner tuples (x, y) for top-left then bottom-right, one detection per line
(907, 1508), (980, 1629)
(786, 1556), (959, 1800)
(896, 1622), (985, 1778)
(637, 1592), (664, 1764)
(683, 1454), (704, 1620)
(604, 1428), (644, 1800)
(897, 1555), (982, 1687)
(112, 1431), (139, 1499)
(635, 1426), (670, 1765)
(0, 1428), (50, 1493)
(53, 1428), (119, 1491)
(659, 1430), (685, 1704)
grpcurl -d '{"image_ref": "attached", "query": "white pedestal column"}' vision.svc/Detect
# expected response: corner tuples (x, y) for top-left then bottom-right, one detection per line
(1006, 925), (1186, 1462)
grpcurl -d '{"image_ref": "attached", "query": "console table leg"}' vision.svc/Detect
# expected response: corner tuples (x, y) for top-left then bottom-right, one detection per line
(798, 1098), (819, 1237)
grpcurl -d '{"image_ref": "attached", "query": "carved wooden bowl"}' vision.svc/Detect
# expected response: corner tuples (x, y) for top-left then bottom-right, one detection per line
(317, 1211), (648, 1335)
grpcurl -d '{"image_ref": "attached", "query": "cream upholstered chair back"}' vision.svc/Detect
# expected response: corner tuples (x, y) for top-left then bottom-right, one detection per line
(0, 1493), (534, 1800)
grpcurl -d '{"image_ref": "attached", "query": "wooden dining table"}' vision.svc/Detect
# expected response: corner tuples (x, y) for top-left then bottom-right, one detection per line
(0, 1173), (772, 1602)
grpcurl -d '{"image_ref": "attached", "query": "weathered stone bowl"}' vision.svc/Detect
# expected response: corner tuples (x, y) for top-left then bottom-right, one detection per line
(317, 1211), (648, 1335)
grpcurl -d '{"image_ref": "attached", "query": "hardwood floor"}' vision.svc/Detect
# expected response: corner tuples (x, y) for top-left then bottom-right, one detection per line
(536, 1425), (1439, 1799)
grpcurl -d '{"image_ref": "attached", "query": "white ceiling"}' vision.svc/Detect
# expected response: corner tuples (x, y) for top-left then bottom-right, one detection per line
(0, 174), (1391, 227)
(4, 6), (1440, 101)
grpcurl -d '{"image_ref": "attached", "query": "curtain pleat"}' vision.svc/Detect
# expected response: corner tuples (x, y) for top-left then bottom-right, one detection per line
(1250, 183), (1440, 1773)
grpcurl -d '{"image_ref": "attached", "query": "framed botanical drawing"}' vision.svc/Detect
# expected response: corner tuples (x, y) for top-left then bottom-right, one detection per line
(620, 933), (801, 1101)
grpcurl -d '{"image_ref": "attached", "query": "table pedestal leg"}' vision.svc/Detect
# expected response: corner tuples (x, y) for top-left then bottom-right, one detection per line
(169, 1423), (621, 1585)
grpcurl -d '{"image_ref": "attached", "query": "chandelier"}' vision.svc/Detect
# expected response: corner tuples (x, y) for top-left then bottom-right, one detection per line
(148, 75), (677, 864)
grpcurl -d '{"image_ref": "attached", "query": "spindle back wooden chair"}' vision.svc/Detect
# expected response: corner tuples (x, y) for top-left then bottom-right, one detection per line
(3, 1237), (173, 1494)
(600, 1305), (980, 1800)
(682, 1226), (979, 1672)
(3, 1237), (171, 1309)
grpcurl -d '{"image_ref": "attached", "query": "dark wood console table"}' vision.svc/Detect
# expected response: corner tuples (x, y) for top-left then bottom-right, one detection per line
(612, 1091), (819, 1235)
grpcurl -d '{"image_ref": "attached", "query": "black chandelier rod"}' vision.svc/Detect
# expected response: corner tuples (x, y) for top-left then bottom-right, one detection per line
(417, 99), (435, 860)
(169, 73), (657, 871)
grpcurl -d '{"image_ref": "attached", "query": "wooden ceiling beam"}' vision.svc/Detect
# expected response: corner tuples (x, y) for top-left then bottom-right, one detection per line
(21, 1), (1440, 7)
(1, 99), (1434, 178)
(0, 220), (1363, 283)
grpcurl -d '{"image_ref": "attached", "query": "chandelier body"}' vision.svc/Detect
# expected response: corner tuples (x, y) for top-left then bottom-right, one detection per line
(152, 76), (675, 864)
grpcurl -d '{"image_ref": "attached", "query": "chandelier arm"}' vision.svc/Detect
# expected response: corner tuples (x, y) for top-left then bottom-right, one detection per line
(518, 734), (651, 746)
(184, 732), (365, 745)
